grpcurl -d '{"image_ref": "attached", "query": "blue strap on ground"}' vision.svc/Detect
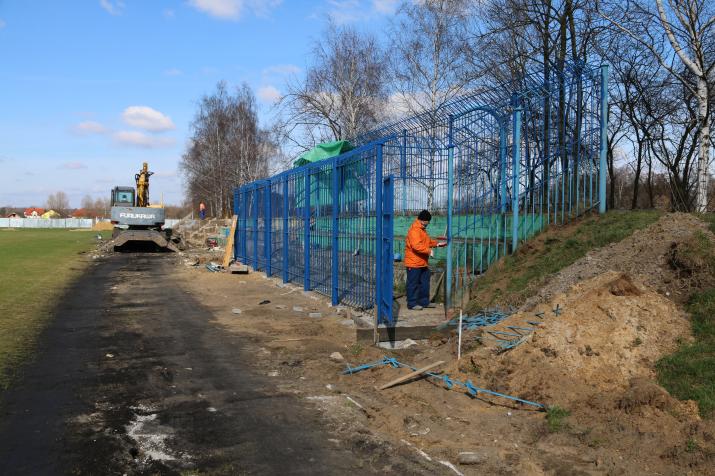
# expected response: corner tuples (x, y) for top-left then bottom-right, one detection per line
(343, 355), (545, 410)
(445, 306), (514, 330)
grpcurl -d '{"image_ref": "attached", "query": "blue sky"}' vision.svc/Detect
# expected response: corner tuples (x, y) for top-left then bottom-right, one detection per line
(0, 0), (398, 208)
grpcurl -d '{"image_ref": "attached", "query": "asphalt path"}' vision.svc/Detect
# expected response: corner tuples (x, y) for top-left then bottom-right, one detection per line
(0, 253), (437, 475)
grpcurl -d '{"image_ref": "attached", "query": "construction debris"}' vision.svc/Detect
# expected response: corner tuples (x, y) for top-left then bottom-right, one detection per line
(343, 356), (545, 409)
(206, 262), (221, 272)
(229, 263), (249, 274)
(378, 361), (445, 390)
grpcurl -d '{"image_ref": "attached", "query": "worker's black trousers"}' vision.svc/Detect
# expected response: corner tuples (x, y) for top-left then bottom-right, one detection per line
(406, 266), (430, 309)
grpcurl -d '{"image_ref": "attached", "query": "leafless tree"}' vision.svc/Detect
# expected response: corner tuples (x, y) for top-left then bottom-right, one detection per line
(387, 0), (477, 207)
(390, 0), (476, 117)
(279, 23), (389, 153)
(181, 82), (272, 217)
(46, 191), (69, 216)
(598, 0), (715, 211)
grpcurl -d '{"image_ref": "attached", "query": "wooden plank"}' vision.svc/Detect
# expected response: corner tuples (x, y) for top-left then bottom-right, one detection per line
(378, 361), (445, 390)
(355, 325), (451, 343)
(222, 215), (238, 269)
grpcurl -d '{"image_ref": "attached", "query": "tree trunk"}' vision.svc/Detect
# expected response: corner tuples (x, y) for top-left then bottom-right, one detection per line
(631, 141), (643, 209)
(696, 76), (710, 212)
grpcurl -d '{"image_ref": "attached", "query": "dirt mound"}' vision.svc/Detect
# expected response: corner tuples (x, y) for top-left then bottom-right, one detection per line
(467, 271), (690, 407)
(523, 213), (712, 308)
(617, 377), (673, 413)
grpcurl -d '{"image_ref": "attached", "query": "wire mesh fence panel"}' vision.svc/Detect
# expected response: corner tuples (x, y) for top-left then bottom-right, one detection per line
(254, 182), (269, 272)
(307, 159), (334, 297)
(243, 186), (258, 269)
(334, 145), (381, 309)
(269, 175), (287, 278)
(285, 170), (306, 285)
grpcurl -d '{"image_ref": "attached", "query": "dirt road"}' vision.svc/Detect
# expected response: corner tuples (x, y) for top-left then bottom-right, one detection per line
(0, 254), (441, 475)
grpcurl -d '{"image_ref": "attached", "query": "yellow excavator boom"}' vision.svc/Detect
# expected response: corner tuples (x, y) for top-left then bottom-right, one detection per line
(134, 162), (153, 207)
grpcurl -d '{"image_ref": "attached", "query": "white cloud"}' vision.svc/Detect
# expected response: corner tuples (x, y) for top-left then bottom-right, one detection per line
(188, 0), (242, 19)
(327, 0), (365, 24)
(114, 131), (176, 148)
(61, 161), (88, 170)
(163, 9), (175, 18)
(73, 121), (108, 135)
(121, 106), (175, 132)
(0, 19), (6, 29)
(188, 0), (282, 20)
(164, 68), (183, 76)
(262, 64), (301, 76)
(258, 85), (281, 104)
(372, 0), (398, 14)
(99, 0), (125, 16)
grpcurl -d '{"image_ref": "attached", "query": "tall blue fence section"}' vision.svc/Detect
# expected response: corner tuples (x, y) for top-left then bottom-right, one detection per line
(236, 61), (608, 317)
(235, 140), (396, 324)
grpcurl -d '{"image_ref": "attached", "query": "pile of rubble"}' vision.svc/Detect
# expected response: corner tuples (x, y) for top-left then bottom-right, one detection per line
(171, 218), (231, 249)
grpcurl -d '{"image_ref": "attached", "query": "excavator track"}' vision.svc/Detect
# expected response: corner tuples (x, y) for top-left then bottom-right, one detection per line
(111, 230), (179, 252)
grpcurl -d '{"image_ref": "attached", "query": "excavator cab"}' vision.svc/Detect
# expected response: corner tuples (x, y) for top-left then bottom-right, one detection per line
(111, 186), (136, 207)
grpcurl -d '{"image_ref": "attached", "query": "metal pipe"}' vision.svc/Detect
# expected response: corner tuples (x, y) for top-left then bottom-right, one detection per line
(599, 64), (610, 214)
(511, 95), (522, 253)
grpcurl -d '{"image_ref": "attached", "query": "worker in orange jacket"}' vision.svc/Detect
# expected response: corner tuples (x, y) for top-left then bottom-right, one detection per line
(404, 210), (446, 310)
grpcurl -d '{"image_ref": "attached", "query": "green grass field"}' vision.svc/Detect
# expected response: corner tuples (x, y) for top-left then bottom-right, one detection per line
(0, 229), (106, 388)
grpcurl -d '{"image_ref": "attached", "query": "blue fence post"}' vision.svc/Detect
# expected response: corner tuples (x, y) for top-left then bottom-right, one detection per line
(375, 144), (384, 325)
(265, 182), (272, 277)
(401, 129), (407, 213)
(381, 174), (394, 325)
(599, 63), (610, 214)
(331, 159), (340, 305)
(499, 116), (508, 257)
(303, 170), (311, 291)
(511, 94), (522, 253)
(282, 176), (289, 283)
(446, 116), (454, 310)
(499, 119), (507, 214)
(251, 184), (261, 270)
(241, 190), (247, 261)
(233, 188), (240, 263)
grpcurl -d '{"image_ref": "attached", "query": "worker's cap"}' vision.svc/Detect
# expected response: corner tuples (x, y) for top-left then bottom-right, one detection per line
(418, 210), (431, 221)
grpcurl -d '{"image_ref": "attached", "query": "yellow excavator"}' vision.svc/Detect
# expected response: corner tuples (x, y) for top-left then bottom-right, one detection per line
(110, 162), (179, 252)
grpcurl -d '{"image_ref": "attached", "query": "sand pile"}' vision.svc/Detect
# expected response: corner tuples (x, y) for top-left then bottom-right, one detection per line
(524, 212), (712, 308)
(471, 271), (690, 407)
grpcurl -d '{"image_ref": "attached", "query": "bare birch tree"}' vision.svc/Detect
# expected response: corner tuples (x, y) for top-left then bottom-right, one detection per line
(598, 0), (715, 211)
(279, 23), (389, 152)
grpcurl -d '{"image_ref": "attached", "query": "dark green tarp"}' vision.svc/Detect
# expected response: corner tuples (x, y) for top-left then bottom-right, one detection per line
(292, 140), (368, 208)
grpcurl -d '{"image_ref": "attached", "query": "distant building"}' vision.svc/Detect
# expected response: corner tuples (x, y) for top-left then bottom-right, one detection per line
(24, 207), (45, 218)
(6, 212), (21, 218)
(41, 210), (61, 219)
(71, 208), (89, 218)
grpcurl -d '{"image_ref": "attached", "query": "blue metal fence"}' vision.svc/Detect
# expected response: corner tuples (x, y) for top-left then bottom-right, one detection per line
(235, 61), (608, 322)
(235, 139), (396, 324)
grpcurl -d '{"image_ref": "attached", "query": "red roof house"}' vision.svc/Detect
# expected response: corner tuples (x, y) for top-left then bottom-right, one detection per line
(24, 207), (45, 218)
